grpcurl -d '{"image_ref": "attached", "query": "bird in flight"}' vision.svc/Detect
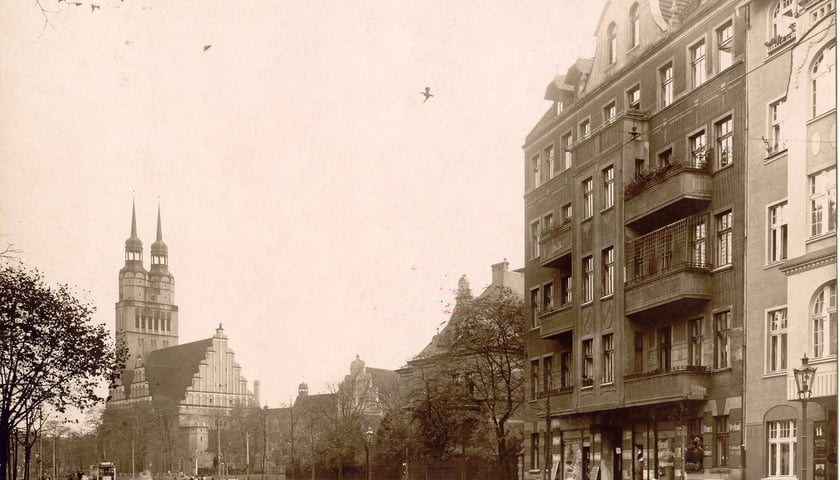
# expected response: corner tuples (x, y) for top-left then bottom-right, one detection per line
(420, 87), (433, 103)
(203, 45), (212, 52)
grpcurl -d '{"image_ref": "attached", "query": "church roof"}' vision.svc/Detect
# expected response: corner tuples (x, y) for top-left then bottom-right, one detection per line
(140, 338), (213, 401)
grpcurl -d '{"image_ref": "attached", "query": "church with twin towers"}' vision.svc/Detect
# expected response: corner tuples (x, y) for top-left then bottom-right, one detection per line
(107, 201), (257, 466)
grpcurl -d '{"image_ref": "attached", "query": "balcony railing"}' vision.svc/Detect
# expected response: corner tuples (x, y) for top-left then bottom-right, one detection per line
(625, 214), (712, 314)
(623, 365), (711, 406)
(535, 371), (574, 399)
(539, 305), (573, 338)
(766, 31), (796, 56)
(539, 220), (572, 267)
(624, 159), (712, 224)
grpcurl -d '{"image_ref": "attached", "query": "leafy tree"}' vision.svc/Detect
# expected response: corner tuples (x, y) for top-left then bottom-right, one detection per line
(0, 264), (123, 480)
(447, 285), (525, 480)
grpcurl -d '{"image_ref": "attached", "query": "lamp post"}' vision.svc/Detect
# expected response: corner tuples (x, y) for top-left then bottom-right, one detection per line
(263, 405), (269, 480)
(793, 354), (817, 480)
(364, 427), (374, 480)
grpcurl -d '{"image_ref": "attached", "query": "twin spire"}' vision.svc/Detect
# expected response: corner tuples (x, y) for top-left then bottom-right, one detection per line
(124, 200), (168, 267)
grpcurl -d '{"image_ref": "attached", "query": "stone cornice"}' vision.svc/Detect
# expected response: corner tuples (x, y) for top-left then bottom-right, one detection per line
(780, 246), (837, 276)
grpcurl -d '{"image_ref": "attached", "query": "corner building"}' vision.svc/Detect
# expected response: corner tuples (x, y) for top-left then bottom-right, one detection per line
(522, 1), (746, 479)
(743, 0), (837, 479)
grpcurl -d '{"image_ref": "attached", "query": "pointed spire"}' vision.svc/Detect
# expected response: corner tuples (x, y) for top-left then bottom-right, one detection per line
(131, 199), (138, 238)
(124, 199), (143, 257)
(156, 204), (163, 242)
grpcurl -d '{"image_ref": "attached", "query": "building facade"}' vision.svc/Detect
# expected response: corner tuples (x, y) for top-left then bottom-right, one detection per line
(108, 203), (255, 467)
(523, 1), (747, 479)
(744, 0), (837, 479)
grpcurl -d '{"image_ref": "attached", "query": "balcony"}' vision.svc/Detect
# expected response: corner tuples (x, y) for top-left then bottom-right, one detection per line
(625, 159), (712, 229)
(539, 220), (572, 267)
(766, 31), (796, 56)
(539, 305), (573, 339)
(535, 371), (574, 411)
(625, 214), (712, 315)
(623, 365), (711, 407)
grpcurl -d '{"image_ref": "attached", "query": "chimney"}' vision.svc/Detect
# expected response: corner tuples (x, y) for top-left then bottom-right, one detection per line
(253, 380), (261, 407)
(491, 258), (510, 286)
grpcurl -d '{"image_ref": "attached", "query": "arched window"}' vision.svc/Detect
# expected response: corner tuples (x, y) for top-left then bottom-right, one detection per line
(630, 4), (640, 48)
(811, 45), (836, 118)
(608, 23), (617, 64)
(772, 0), (796, 37)
(811, 281), (837, 358)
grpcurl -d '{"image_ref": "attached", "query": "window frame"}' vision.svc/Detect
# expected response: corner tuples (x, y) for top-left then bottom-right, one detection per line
(604, 100), (617, 123)
(608, 22), (618, 65)
(530, 287), (540, 329)
(602, 333), (615, 384)
(582, 255), (594, 303)
(715, 114), (734, 169)
(602, 165), (615, 210)
(544, 144), (556, 179)
(715, 415), (730, 467)
(689, 128), (708, 167)
(767, 307), (788, 373)
(690, 317), (704, 367)
(530, 219), (541, 260)
(767, 201), (788, 264)
(582, 338), (594, 385)
(714, 310), (732, 369)
(689, 37), (707, 88)
(602, 246), (615, 297)
(716, 210), (733, 267)
(543, 281), (554, 313)
(579, 118), (591, 139)
(768, 97), (787, 154)
(562, 131), (573, 170)
(629, 3), (640, 49)
(582, 177), (594, 219)
(531, 154), (541, 190)
(659, 61), (674, 108)
(716, 19), (734, 72)
(811, 281), (837, 359)
(811, 44), (837, 118)
(808, 167), (837, 237)
(627, 84), (641, 110)
(767, 419), (797, 477)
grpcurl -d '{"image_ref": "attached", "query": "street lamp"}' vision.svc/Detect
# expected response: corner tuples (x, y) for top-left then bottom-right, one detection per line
(364, 427), (374, 480)
(794, 354), (817, 480)
(263, 405), (269, 480)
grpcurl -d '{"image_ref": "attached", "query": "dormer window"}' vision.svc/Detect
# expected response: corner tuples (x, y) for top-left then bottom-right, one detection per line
(608, 23), (618, 65)
(630, 4), (640, 48)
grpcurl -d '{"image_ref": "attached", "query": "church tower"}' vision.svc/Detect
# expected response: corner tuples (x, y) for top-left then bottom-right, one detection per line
(115, 202), (179, 369)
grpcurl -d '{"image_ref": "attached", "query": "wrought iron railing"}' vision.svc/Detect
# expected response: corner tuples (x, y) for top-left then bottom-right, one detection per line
(625, 214), (711, 285)
(766, 31), (796, 55)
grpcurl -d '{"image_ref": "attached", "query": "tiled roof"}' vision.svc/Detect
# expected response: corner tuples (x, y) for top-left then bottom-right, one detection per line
(142, 338), (214, 401)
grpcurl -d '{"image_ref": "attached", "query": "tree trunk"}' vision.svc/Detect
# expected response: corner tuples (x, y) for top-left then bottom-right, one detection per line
(1, 420), (9, 480)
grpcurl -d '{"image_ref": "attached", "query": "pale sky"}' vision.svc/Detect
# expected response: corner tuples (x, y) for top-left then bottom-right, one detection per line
(0, 0), (604, 409)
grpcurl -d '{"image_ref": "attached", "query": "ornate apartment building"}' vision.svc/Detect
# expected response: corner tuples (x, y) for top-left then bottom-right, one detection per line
(522, 1), (747, 479)
(108, 203), (255, 467)
(744, 0), (837, 479)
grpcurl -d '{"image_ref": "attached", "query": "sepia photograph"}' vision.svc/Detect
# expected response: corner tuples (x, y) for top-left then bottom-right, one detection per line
(0, 0), (836, 479)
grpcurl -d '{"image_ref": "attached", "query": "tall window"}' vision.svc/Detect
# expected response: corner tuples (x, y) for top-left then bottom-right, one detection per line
(531, 434), (540, 469)
(530, 220), (541, 259)
(715, 415), (729, 466)
(658, 327), (672, 371)
(545, 144), (555, 179)
(769, 98), (786, 153)
(660, 63), (674, 107)
(602, 166), (614, 209)
(768, 202), (788, 263)
(690, 318), (703, 366)
(628, 85), (641, 109)
(811, 282), (837, 358)
(563, 133), (573, 169)
(561, 351), (572, 387)
(772, 0), (796, 37)
(690, 39), (707, 88)
(809, 168), (837, 236)
(690, 130), (707, 165)
(604, 101), (617, 122)
(582, 339), (594, 384)
(714, 311), (732, 368)
(532, 154), (541, 189)
(608, 23), (617, 64)
(693, 220), (707, 265)
(811, 45), (836, 118)
(716, 116), (733, 168)
(602, 247), (615, 296)
(544, 355), (555, 392)
(634, 332), (644, 372)
(543, 282), (554, 312)
(602, 334), (615, 384)
(630, 3), (640, 48)
(530, 359), (539, 397)
(717, 21), (733, 71)
(583, 178), (594, 219)
(583, 256), (594, 303)
(768, 308), (788, 372)
(543, 212), (554, 231)
(561, 275), (572, 306)
(580, 119), (591, 138)
(530, 288), (540, 329)
(768, 420), (796, 476)
(563, 204), (573, 222)
(716, 210), (733, 267)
